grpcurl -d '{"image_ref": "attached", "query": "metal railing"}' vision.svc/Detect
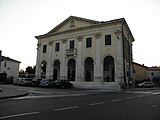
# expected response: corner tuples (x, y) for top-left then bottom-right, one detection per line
(66, 48), (77, 56)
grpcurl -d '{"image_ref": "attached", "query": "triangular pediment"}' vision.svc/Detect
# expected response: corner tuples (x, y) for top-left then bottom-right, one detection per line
(47, 16), (100, 34)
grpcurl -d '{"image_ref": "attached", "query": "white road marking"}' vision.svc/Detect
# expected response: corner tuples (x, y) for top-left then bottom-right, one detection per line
(111, 99), (122, 102)
(89, 102), (105, 106)
(0, 112), (40, 120)
(29, 90), (51, 95)
(152, 92), (160, 95)
(54, 106), (79, 111)
(14, 93), (86, 99)
(151, 105), (158, 108)
(125, 90), (160, 95)
(125, 96), (135, 100)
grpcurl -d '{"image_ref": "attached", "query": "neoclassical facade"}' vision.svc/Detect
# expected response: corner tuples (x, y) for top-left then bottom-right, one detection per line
(35, 16), (134, 89)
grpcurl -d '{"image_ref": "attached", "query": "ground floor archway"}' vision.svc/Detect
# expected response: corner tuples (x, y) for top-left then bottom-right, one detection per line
(53, 60), (60, 80)
(84, 57), (94, 82)
(41, 61), (47, 78)
(103, 56), (115, 82)
(68, 59), (76, 81)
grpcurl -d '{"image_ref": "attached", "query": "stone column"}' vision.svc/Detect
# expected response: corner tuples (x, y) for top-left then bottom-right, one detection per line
(35, 42), (41, 79)
(94, 33), (102, 82)
(60, 39), (67, 79)
(76, 36), (83, 82)
(46, 41), (53, 79)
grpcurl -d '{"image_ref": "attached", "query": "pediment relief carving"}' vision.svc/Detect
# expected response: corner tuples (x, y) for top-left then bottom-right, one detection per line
(47, 16), (100, 34)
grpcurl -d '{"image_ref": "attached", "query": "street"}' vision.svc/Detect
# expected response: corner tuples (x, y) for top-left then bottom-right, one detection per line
(0, 86), (160, 120)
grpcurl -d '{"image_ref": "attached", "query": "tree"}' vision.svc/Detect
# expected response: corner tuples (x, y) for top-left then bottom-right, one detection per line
(25, 66), (36, 78)
(19, 69), (25, 78)
(25, 66), (35, 74)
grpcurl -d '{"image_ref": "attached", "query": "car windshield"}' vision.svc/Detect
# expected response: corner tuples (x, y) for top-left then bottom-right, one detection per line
(21, 78), (31, 81)
(49, 79), (54, 82)
(41, 79), (49, 82)
(25, 78), (31, 81)
(55, 80), (69, 83)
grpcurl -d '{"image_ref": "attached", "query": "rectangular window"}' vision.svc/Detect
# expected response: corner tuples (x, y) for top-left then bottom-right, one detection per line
(4, 62), (7, 67)
(86, 37), (92, 48)
(55, 43), (60, 51)
(105, 35), (111, 45)
(43, 45), (47, 53)
(70, 40), (74, 49)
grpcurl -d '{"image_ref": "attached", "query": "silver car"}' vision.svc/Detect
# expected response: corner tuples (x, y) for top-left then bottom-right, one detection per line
(39, 79), (54, 87)
(137, 81), (155, 88)
(18, 78), (32, 86)
(13, 78), (21, 85)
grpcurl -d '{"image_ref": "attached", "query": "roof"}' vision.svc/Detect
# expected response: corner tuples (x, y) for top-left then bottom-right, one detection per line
(148, 67), (160, 71)
(35, 16), (135, 42)
(2, 56), (21, 63)
(133, 62), (148, 68)
(47, 16), (100, 34)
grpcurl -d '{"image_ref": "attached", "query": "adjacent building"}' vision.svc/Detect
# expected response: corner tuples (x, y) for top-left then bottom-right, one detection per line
(133, 62), (148, 82)
(147, 67), (160, 80)
(35, 16), (135, 89)
(0, 56), (21, 81)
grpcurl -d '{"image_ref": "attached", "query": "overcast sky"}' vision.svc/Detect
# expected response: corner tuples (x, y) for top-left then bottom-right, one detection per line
(0, 0), (160, 70)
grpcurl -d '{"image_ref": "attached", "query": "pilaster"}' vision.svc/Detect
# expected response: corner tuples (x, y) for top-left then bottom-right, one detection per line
(60, 39), (67, 79)
(76, 36), (83, 82)
(94, 33), (102, 82)
(46, 41), (53, 78)
(115, 30), (124, 86)
(35, 42), (41, 79)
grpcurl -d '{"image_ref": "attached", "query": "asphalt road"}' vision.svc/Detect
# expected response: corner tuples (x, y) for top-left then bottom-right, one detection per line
(0, 87), (160, 120)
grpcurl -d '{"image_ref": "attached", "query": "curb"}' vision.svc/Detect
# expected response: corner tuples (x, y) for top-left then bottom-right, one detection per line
(0, 92), (30, 100)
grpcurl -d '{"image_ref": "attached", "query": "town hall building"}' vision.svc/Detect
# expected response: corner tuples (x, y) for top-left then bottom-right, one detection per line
(35, 16), (135, 89)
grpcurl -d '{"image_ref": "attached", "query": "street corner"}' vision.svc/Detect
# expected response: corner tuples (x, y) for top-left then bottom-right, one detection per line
(0, 85), (30, 100)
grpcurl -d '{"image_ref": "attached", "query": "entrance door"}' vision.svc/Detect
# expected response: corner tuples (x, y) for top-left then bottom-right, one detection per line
(53, 69), (58, 80)
(84, 57), (94, 82)
(53, 60), (60, 80)
(68, 59), (76, 81)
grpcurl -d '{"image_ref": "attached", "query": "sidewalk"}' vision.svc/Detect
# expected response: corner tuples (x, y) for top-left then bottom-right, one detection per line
(0, 85), (29, 100)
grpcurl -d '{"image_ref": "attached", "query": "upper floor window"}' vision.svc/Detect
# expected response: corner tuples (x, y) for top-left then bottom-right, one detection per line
(4, 62), (7, 67)
(105, 35), (111, 45)
(86, 37), (92, 48)
(70, 40), (74, 49)
(151, 72), (154, 76)
(55, 43), (60, 51)
(43, 45), (47, 53)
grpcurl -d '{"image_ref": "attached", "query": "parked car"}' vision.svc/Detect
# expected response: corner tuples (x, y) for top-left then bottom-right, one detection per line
(13, 78), (21, 85)
(39, 79), (55, 87)
(18, 78), (32, 86)
(53, 79), (73, 88)
(137, 81), (155, 88)
(32, 78), (42, 86)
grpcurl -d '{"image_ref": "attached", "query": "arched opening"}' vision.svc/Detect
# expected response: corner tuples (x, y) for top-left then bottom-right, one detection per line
(84, 57), (94, 82)
(103, 56), (115, 82)
(68, 59), (76, 81)
(53, 60), (60, 80)
(41, 61), (47, 78)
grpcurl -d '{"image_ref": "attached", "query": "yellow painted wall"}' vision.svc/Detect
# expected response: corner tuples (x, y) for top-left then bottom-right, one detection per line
(133, 63), (148, 81)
